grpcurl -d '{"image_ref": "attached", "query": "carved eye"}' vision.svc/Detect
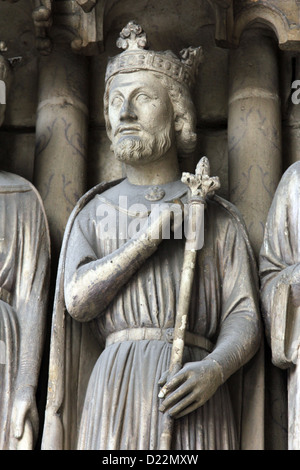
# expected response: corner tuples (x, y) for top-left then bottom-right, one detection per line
(110, 95), (123, 107)
(136, 93), (151, 103)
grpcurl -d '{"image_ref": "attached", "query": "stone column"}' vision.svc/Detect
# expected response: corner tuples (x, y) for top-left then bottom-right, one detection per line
(283, 53), (300, 170)
(228, 27), (283, 451)
(32, 41), (89, 445)
(228, 27), (282, 257)
(34, 43), (89, 261)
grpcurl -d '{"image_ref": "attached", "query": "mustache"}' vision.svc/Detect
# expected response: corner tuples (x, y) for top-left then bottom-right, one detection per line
(114, 124), (143, 137)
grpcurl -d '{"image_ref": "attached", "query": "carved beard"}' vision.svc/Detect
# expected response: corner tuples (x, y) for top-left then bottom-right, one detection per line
(112, 129), (172, 164)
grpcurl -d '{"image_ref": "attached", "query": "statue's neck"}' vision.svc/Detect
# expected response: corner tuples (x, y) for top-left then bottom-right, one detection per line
(125, 147), (181, 186)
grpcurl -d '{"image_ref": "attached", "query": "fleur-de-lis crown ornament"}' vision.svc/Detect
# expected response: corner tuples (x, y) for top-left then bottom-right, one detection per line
(105, 21), (204, 89)
(116, 22), (147, 51)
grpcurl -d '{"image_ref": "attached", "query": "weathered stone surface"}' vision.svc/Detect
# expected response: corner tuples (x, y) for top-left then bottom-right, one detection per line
(0, 50), (50, 451)
(1, 0), (300, 452)
(0, 1), (38, 129)
(196, 129), (228, 199)
(87, 128), (124, 187)
(228, 28), (282, 256)
(42, 19), (261, 452)
(34, 45), (89, 258)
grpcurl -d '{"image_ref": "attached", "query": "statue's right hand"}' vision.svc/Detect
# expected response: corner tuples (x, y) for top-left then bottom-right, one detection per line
(142, 203), (182, 244)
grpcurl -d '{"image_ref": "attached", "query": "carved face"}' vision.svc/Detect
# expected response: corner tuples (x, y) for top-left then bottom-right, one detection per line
(108, 71), (175, 165)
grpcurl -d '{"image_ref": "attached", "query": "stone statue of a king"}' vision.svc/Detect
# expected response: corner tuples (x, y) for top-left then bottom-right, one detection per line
(0, 54), (50, 449)
(42, 22), (261, 450)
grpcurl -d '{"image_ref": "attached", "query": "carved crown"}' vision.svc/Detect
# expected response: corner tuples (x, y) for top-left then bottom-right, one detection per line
(105, 21), (203, 88)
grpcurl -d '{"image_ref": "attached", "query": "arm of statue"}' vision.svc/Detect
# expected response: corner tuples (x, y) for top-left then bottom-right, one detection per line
(9, 193), (50, 450)
(158, 209), (261, 419)
(65, 207), (172, 322)
(0, 299), (36, 450)
(158, 312), (260, 419)
(10, 386), (38, 450)
(260, 261), (300, 347)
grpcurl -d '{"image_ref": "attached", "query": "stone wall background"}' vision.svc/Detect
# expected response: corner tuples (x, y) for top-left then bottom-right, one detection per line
(0, 0), (296, 449)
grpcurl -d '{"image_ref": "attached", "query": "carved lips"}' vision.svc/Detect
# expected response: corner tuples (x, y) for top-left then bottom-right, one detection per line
(115, 125), (142, 136)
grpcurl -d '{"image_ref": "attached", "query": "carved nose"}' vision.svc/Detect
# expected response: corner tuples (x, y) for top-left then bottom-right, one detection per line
(120, 100), (137, 121)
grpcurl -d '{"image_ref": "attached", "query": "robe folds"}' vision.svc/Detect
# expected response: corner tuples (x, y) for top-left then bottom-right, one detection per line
(0, 171), (50, 449)
(260, 161), (300, 365)
(260, 161), (300, 449)
(42, 177), (262, 450)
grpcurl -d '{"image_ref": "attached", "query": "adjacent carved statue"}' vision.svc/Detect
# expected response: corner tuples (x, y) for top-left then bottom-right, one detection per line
(260, 161), (300, 450)
(42, 22), (261, 450)
(0, 54), (50, 449)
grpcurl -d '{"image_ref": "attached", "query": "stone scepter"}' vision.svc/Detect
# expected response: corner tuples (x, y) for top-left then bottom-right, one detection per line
(158, 156), (220, 450)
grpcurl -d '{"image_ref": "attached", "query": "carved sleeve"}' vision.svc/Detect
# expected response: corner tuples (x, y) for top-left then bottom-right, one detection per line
(11, 188), (50, 390)
(203, 202), (261, 383)
(64, 201), (163, 322)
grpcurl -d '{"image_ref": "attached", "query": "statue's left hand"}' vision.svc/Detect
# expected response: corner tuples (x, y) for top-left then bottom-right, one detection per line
(10, 385), (39, 450)
(158, 358), (223, 419)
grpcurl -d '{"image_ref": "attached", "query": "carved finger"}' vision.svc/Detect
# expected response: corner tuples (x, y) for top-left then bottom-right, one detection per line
(165, 392), (196, 419)
(13, 403), (27, 439)
(174, 401), (200, 419)
(158, 369), (169, 387)
(158, 371), (186, 399)
(159, 379), (192, 412)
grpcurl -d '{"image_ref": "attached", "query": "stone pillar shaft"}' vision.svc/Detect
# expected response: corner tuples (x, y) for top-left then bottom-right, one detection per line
(34, 44), (89, 260)
(228, 27), (283, 451)
(228, 28), (282, 257)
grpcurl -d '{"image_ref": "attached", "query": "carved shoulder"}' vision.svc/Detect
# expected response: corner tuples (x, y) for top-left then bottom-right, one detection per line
(0, 171), (33, 193)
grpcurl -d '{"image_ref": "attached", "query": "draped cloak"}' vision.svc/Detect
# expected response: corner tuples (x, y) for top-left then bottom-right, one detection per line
(260, 161), (300, 449)
(42, 177), (262, 450)
(0, 171), (50, 449)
